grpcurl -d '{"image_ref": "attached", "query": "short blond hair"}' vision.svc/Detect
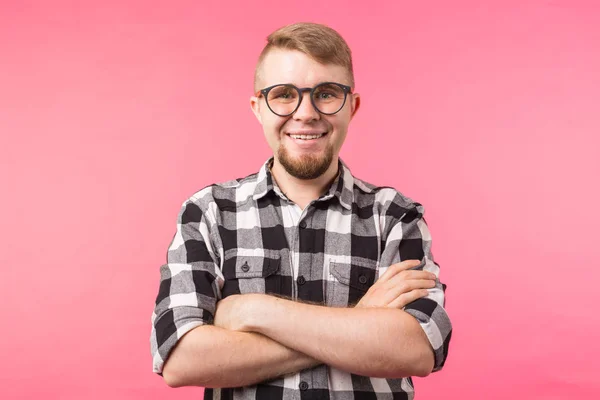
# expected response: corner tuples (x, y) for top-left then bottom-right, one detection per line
(254, 22), (355, 91)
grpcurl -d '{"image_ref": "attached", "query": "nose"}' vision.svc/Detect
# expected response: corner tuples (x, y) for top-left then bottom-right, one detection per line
(293, 92), (320, 122)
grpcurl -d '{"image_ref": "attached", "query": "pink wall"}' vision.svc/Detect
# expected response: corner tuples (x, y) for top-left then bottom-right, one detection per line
(1, 1), (599, 398)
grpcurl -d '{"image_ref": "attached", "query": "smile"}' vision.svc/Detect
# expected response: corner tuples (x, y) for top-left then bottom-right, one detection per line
(289, 134), (324, 140)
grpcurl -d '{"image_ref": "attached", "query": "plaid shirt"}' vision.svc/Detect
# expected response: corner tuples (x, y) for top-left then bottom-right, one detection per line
(150, 158), (452, 399)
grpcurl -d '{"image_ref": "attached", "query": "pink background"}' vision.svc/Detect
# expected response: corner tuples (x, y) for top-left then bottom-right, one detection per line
(1, 1), (599, 399)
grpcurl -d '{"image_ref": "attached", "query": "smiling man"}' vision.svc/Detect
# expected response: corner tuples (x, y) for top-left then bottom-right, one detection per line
(150, 22), (452, 399)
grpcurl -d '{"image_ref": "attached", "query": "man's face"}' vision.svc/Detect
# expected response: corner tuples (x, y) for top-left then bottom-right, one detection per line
(251, 49), (360, 180)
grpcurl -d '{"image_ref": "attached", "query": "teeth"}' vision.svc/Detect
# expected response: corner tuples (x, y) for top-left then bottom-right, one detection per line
(289, 134), (324, 140)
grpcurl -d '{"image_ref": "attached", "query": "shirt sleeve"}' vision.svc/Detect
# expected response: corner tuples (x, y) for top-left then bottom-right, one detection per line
(150, 197), (224, 375)
(379, 196), (452, 373)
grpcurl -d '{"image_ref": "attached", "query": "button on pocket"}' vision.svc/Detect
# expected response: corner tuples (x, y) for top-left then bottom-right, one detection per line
(241, 262), (250, 272)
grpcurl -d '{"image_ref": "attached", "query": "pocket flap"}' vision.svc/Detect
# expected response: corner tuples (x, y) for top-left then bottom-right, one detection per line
(330, 258), (378, 291)
(223, 254), (281, 279)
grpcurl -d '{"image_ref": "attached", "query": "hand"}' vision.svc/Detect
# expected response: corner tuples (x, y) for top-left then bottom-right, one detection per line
(355, 259), (437, 309)
(213, 294), (251, 332)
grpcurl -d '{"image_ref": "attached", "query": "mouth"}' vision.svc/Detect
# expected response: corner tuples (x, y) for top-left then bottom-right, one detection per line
(285, 131), (328, 141)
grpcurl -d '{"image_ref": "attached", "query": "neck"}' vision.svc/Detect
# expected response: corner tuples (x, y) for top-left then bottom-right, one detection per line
(270, 158), (339, 210)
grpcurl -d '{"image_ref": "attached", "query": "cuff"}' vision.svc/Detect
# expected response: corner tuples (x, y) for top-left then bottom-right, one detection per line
(404, 298), (452, 372)
(151, 306), (211, 375)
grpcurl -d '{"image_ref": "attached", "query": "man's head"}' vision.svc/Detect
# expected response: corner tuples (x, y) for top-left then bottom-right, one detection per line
(251, 23), (360, 180)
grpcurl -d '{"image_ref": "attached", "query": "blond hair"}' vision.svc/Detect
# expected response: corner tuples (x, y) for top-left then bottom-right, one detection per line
(254, 22), (355, 91)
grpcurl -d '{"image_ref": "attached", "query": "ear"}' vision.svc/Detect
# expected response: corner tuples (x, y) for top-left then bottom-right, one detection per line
(250, 96), (262, 124)
(350, 93), (361, 120)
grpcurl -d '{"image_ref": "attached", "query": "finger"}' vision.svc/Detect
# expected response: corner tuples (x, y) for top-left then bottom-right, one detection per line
(385, 278), (437, 299)
(389, 270), (437, 283)
(387, 289), (430, 309)
(370, 279), (434, 308)
(378, 259), (422, 282)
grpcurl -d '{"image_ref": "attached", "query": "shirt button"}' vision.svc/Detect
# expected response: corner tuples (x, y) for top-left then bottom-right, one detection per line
(299, 381), (309, 391)
(241, 262), (250, 272)
(358, 275), (368, 284)
(299, 221), (307, 229)
(297, 276), (306, 285)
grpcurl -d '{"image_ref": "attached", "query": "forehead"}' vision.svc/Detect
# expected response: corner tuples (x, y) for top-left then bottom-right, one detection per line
(260, 49), (350, 88)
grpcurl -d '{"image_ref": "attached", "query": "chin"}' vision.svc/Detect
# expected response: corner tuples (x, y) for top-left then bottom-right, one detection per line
(278, 147), (334, 180)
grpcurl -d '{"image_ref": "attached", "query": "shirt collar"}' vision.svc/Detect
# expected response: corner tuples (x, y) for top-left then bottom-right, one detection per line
(252, 157), (355, 210)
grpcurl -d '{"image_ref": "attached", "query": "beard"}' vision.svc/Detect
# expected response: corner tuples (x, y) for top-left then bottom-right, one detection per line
(277, 142), (334, 180)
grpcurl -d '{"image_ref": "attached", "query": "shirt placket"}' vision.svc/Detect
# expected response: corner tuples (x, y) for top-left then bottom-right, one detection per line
(284, 203), (303, 286)
(297, 202), (323, 397)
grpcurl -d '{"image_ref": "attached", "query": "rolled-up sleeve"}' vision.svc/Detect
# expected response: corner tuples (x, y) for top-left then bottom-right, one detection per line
(379, 196), (452, 372)
(150, 197), (223, 375)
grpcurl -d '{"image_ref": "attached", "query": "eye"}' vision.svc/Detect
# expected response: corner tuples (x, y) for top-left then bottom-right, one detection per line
(268, 85), (298, 102)
(316, 92), (334, 99)
(278, 92), (293, 99)
(314, 84), (344, 101)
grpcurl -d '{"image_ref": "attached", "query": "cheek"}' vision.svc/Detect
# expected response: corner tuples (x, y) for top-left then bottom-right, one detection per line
(330, 118), (350, 146)
(261, 113), (287, 139)
(330, 116), (349, 135)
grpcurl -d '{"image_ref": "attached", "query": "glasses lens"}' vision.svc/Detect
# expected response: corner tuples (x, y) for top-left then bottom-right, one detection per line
(266, 85), (299, 116)
(312, 83), (346, 114)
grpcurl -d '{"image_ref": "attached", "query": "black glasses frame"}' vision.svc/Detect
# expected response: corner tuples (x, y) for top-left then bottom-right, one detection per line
(256, 82), (353, 117)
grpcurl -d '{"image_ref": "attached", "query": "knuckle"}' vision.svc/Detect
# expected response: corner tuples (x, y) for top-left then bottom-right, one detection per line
(417, 271), (429, 278)
(393, 262), (405, 272)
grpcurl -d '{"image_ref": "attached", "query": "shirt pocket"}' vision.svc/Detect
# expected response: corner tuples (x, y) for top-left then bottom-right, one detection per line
(221, 253), (282, 298)
(327, 258), (378, 307)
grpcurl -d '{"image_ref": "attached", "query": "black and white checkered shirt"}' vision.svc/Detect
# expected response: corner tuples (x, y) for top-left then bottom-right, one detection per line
(150, 158), (452, 399)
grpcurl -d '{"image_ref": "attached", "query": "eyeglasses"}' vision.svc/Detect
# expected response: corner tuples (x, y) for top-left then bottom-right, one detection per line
(255, 82), (353, 117)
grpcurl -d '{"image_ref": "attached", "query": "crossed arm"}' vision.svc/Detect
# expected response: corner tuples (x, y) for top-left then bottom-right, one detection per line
(162, 260), (437, 388)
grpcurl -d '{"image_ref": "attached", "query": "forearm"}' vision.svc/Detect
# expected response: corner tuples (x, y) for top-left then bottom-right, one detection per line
(163, 324), (321, 388)
(245, 296), (434, 378)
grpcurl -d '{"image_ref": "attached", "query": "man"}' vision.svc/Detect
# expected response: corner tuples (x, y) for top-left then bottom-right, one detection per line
(150, 22), (452, 399)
